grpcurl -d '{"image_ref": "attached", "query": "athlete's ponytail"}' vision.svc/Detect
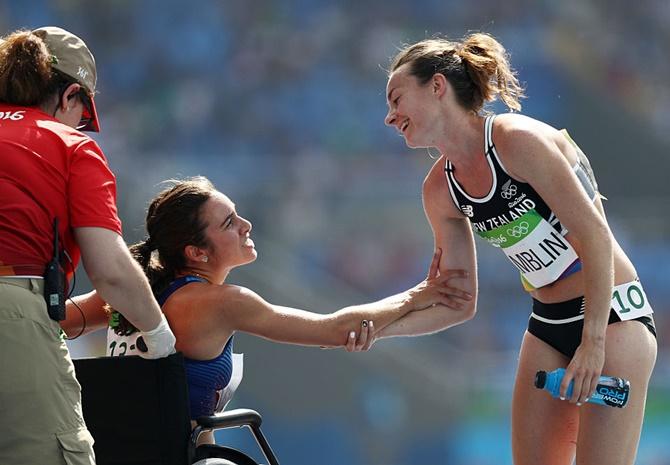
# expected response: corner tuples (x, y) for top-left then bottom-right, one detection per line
(457, 33), (524, 112)
(128, 238), (171, 296)
(389, 32), (525, 113)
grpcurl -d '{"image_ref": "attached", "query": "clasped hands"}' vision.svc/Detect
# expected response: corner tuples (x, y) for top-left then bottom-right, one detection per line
(345, 248), (472, 352)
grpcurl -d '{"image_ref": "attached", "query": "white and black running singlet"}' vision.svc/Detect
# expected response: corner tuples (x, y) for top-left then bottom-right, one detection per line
(445, 115), (599, 291)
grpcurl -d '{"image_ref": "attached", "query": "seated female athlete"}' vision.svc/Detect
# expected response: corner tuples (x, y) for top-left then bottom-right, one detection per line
(61, 176), (471, 433)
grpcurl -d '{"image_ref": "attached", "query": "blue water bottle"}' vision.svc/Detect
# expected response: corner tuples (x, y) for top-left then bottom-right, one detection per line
(534, 368), (630, 408)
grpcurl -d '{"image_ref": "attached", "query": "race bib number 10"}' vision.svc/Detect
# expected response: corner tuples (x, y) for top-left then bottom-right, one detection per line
(611, 281), (653, 320)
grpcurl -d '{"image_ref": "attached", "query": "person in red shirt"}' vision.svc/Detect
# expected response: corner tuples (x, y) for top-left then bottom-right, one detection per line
(0, 27), (176, 465)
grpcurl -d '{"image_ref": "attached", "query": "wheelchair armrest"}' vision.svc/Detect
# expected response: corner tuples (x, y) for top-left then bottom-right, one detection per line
(196, 408), (262, 430)
(190, 409), (279, 465)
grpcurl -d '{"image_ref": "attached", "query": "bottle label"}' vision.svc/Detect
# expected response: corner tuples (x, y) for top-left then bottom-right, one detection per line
(591, 383), (629, 408)
(611, 280), (653, 321)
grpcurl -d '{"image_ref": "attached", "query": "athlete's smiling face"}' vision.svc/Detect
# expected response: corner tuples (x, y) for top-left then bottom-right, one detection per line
(384, 64), (443, 148)
(200, 192), (257, 270)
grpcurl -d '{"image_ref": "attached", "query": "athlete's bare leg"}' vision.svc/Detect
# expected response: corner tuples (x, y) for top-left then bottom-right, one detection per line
(512, 320), (656, 465)
(512, 331), (579, 465)
(575, 320), (656, 465)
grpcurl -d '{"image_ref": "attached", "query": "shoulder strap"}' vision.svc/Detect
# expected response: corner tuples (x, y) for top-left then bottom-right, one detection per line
(484, 114), (514, 176)
(484, 114), (496, 156)
(157, 275), (207, 307)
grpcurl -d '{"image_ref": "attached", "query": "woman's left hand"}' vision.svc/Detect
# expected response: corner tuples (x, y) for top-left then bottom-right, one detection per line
(560, 338), (606, 404)
(406, 248), (472, 311)
(345, 320), (377, 352)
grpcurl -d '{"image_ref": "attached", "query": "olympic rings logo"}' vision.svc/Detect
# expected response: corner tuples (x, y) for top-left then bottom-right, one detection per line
(501, 182), (517, 199)
(507, 221), (530, 238)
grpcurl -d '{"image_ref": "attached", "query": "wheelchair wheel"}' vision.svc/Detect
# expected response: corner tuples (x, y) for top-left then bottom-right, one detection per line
(194, 444), (260, 465)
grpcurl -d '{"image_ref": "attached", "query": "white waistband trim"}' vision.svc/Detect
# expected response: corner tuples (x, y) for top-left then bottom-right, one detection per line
(0, 275), (43, 280)
(530, 312), (584, 325)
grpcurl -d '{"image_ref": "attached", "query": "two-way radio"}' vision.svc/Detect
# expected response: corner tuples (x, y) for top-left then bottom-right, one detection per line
(43, 217), (66, 321)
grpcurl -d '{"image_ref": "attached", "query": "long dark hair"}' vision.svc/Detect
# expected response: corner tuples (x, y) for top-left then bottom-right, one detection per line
(110, 176), (216, 335)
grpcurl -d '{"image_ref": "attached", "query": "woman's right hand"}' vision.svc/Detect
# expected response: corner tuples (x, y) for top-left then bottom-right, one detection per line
(137, 315), (176, 359)
(406, 248), (472, 311)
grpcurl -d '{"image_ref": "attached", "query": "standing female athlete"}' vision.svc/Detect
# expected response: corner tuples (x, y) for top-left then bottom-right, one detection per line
(379, 32), (656, 465)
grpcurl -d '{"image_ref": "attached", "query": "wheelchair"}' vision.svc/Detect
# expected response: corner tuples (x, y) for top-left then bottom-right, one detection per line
(73, 353), (280, 465)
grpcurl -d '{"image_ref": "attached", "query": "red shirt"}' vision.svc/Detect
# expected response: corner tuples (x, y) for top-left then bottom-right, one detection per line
(0, 105), (122, 277)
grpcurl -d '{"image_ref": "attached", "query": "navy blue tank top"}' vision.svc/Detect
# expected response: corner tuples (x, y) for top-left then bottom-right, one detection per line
(158, 276), (234, 419)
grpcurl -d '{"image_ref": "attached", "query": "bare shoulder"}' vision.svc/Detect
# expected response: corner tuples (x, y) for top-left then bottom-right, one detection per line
(493, 113), (560, 147)
(491, 113), (571, 180)
(164, 282), (258, 320)
(163, 282), (252, 358)
(164, 281), (264, 348)
(197, 282), (261, 310)
(213, 284), (263, 307)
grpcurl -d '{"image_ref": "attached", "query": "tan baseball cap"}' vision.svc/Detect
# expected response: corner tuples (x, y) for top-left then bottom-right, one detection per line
(32, 26), (100, 132)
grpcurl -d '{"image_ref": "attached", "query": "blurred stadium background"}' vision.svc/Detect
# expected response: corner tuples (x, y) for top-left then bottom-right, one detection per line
(3, 1), (668, 463)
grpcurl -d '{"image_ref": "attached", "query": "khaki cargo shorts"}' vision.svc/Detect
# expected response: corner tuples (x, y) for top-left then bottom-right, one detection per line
(0, 278), (96, 465)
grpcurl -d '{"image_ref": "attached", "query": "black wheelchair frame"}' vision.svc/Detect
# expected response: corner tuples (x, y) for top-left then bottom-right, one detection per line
(74, 353), (280, 465)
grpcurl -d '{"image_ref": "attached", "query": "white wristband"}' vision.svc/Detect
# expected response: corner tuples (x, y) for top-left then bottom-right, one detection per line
(138, 314), (176, 359)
